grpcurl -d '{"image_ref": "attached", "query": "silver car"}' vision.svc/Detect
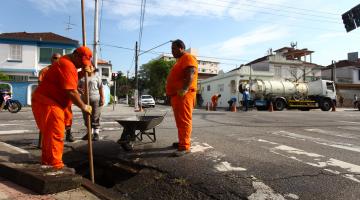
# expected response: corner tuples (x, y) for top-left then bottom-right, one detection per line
(141, 95), (155, 107)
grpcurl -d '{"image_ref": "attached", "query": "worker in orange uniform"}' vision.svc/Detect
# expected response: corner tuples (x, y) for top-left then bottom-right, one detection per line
(32, 46), (93, 169)
(166, 39), (198, 157)
(38, 53), (75, 146)
(211, 94), (221, 111)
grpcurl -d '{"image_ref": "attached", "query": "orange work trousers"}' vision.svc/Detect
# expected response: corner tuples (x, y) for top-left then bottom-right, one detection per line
(32, 94), (65, 169)
(171, 92), (196, 151)
(64, 105), (72, 127)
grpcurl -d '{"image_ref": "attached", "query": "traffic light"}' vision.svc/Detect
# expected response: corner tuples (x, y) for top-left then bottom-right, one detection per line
(111, 72), (118, 80)
(342, 4), (360, 32)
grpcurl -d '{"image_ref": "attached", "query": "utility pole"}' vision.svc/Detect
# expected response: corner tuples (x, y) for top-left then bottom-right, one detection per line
(113, 75), (116, 110)
(126, 70), (129, 105)
(93, 0), (99, 70)
(134, 42), (139, 111)
(332, 60), (337, 83)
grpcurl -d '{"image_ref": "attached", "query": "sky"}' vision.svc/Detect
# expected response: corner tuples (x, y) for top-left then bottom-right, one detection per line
(1, 0), (360, 76)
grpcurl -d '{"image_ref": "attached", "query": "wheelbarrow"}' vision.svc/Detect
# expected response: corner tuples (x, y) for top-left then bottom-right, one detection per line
(116, 114), (166, 151)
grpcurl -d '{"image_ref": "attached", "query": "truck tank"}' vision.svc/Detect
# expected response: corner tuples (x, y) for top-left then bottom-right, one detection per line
(249, 80), (327, 98)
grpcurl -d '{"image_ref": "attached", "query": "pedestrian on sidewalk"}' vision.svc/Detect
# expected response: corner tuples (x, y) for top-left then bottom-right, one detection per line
(78, 66), (104, 141)
(353, 94), (358, 108)
(32, 47), (93, 169)
(166, 39), (198, 157)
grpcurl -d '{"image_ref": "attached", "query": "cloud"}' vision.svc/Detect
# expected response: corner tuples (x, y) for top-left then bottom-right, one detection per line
(200, 25), (289, 58)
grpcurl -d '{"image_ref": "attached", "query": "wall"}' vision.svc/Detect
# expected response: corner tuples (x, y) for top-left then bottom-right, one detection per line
(0, 44), (37, 75)
(8, 82), (30, 106)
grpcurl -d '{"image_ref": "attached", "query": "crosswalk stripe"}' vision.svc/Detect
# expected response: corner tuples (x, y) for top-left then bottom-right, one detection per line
(257, 139), (360, 183)
(271, 130), (360, 153)
(0, 130), (33, 135)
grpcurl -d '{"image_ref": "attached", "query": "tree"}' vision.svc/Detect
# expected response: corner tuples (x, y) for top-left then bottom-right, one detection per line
(139, 59), (174, 98)
(0, 72), (9, 81)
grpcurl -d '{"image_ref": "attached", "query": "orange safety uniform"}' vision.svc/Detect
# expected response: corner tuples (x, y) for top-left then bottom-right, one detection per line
(39, 65), (73, 128)
(211, 95), (219, 109)
(166, 53), (198, 151)
(32, 56), (78, 169)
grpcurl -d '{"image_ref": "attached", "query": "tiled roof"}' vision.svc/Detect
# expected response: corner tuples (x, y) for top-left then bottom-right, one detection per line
(97, 59), (111, 65)
(325, 60), (360, 69)
(0, 32), (78, 45)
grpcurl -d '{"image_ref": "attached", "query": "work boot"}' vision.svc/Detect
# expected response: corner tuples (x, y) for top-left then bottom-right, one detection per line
(65, 129), (74, 142)
(93, 128), (100, 141)
(93, 133), (99, 141)
(82, 134), (89, 140)
(172, 142), (179, 149)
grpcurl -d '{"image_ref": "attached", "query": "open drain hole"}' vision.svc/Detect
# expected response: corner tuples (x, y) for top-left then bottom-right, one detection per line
(67, 158), (143, 188)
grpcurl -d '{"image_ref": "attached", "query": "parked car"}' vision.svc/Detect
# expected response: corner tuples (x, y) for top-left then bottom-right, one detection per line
(141, 95), (155, 107)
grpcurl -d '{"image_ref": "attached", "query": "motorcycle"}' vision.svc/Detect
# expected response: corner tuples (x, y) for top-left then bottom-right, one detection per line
(0, 91), (22, 113)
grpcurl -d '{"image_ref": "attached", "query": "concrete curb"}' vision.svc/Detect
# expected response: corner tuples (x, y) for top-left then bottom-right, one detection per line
(0, 142), (82, 194)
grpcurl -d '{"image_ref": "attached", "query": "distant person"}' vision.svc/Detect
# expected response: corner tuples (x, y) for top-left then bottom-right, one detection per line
(32, 47), (93, 169)
(339, 95), (344, 107)
(353, 94), (358, 108)
(243, 88), (250, 111)
(78, 66), (104, 141)
(211, 94), (221, 111)
(166, 39), (198, 157)
(228, 96), (237, 111)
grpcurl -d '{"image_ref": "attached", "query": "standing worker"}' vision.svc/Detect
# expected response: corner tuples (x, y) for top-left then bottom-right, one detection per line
(211, 94), (221, 111)
(32, 47), (93, 169)
(38, 53), (75, 142)
(243, 88), (250, 111)
(166, 39), (198, 157)
(79, 66), (104, 141)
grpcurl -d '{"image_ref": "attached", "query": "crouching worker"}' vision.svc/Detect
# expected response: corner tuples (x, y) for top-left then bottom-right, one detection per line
(227, 96), (237, 111)
(32, 46), (93, 169)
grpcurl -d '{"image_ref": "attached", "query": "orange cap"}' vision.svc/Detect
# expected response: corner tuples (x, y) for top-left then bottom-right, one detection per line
(75, 46), (92, 66)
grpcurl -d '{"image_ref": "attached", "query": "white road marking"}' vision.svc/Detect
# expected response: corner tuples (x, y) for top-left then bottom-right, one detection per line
(0, 124), (18, 127)
(338, 121), (360, 124)
(102, 127), (121, 131)
(337, 126), (360, 131)
(101, 121), (118, 124)
(260, 139), (360, 183)
(0, 130), (33, 135)
(284, 193), (300, 199)
(304, 128), (356, 139)
(248, 179), (286, 200)
(272, 131), (360, 153)
(190, 142), (213, 153)
(214, 161), (247, 172)
(0, 142), (29, 154)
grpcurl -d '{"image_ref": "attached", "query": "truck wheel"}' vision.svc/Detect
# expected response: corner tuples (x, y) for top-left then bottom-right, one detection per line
(274, 99), (286, 111)
(320, 99), (332, 111)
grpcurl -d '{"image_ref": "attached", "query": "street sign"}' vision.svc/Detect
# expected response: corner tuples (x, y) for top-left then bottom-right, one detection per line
(342, 4), (360, 32)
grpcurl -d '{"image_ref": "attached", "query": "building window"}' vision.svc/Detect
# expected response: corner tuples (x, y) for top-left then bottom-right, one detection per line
(274, 66), (281, 78)
(358, 70), (360, 81)
(39, 48), (64, 63)
(9, 45), (22, 61)
(207, 85), (210, 91)
(218, 84), (224, 92)
(102, 68), (110, 77)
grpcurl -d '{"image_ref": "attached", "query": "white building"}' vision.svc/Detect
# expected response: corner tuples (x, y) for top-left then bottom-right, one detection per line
(157, 48), (220, 80)
(199, 46), (322, 108)
(322, 52), (360, 106)
(0, 32), (78, 105)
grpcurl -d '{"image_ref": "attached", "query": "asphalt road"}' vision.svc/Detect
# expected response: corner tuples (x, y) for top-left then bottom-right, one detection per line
(0, 105), (359, 200)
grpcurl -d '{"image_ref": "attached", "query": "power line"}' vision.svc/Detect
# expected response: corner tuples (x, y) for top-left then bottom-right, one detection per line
(98, 0), (104, 58)
(102, 0), (343, 26)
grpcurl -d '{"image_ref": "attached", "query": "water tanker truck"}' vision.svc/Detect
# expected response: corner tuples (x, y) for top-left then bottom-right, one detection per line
(239, 79), (336, 111)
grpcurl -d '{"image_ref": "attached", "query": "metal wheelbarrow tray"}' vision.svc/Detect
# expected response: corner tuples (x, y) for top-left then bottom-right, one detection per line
(116, 115), (165, 151)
